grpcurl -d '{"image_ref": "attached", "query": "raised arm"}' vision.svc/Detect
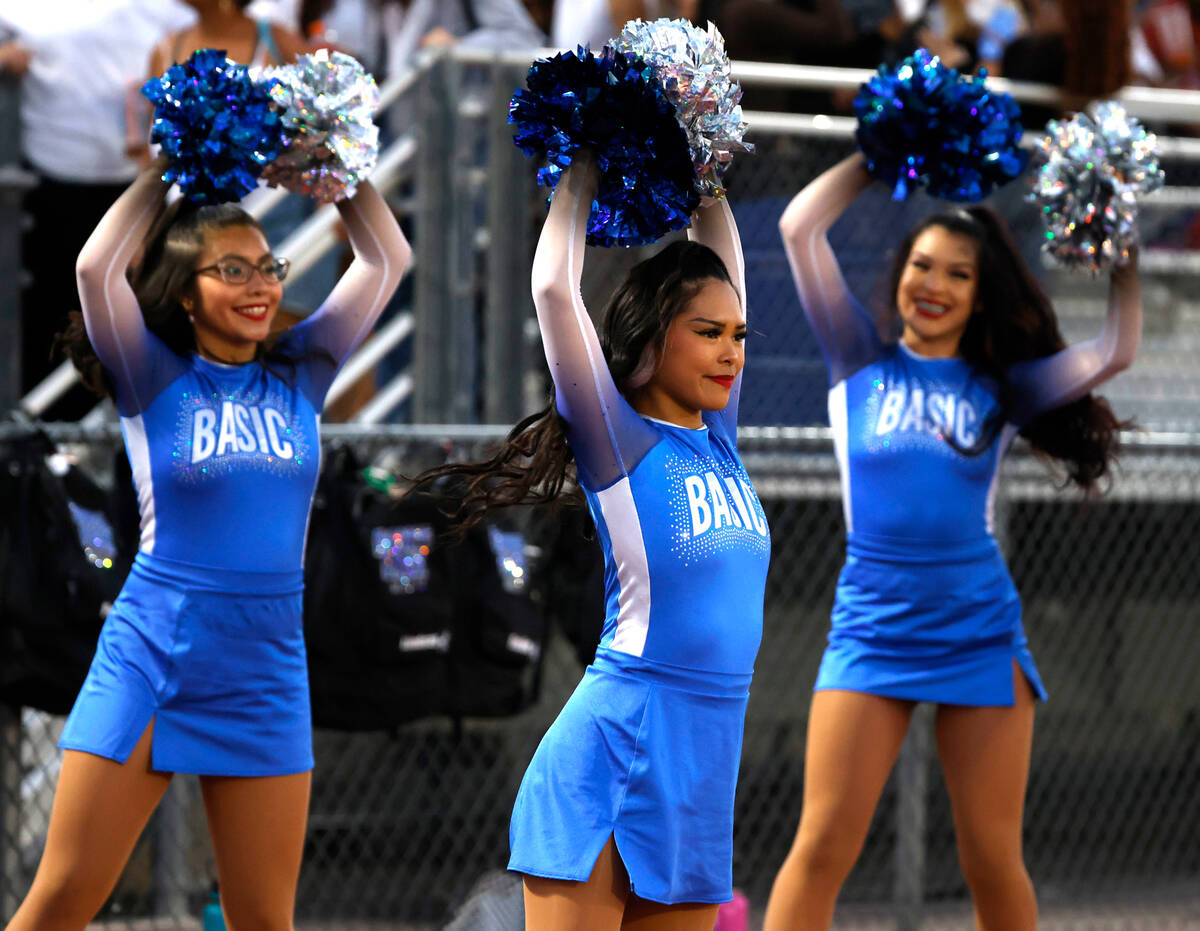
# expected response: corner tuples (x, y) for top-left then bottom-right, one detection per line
(1006, 257), (1142, 424)
(689, 196), (746, 438)
(287, 181), (411, 400)
(75, 158), (175, 414)
(779, 153), (883, 386)
(532, 154), (657, 489)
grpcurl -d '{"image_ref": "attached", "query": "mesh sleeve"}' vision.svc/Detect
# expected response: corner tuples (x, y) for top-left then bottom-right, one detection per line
(1005, 262), (1142, 426)
(282, 182), (412, 406)
(779, 154), (883, 388)
(531, 157), (659, 490)
(75, 165), (183, 416)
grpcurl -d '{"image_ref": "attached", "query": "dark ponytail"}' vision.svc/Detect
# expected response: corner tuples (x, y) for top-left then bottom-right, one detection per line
(57, 199), (270, 398)
(411, 240), (733, 529)
(887, 206), (1126, 491)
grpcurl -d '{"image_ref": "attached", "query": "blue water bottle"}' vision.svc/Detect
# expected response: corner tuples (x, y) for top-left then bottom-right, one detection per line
(202, 882), (225, 931)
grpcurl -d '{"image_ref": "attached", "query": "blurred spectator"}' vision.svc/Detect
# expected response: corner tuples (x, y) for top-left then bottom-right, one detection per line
(377, 0), (545, 80)
(1001, 0), (1066, 85)
(150, 0), (307, 78)
(1060, 0), (1131, 97)
(705, 1), (903, 112)
(1136, 0), (1200, 87)
(132, 1), (308, 167)
(522, 0), (555, 35)
(0, 0), (191, 416)
(256, 0), (545, 78)
(715, 0), (857, 67)
(551, 0), (698, 50)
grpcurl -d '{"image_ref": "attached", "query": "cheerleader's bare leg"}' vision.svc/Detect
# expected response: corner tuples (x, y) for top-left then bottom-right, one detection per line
(523, 834), (629, 931)
(763, 690), (915, 931)
(523, 835), (721, 931)
(199, 770), (312, 931)
(6, 721), (172, 931)
(935, 662), (1037, 931)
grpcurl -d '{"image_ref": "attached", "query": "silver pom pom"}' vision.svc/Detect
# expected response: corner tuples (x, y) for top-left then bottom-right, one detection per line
(261, 49), (380, 203)
(614, 18), (753, 198)
(1029, 101), (1164, 273)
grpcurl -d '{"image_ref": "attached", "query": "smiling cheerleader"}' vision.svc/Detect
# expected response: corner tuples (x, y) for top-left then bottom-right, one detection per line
(7, 148), (409, 930)
(762, 151), (1142, 931)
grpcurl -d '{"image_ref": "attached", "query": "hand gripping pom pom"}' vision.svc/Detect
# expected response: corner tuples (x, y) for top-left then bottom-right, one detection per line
(1029, 101), (1164, 273)
(853, 48), (1026, 202)
(142, 48), (284, 204)
(614, 18), (753, 198)
(260, 50), (380, 203)
(508, 45), (700, 247)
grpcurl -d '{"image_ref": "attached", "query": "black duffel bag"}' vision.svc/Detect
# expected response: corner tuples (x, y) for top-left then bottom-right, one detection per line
(0, 430), (130, 713)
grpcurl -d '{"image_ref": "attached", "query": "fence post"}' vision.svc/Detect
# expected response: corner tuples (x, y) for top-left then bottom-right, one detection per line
(483, 59), (534, 425)
(412, 52), (478, 423)
(893, 702), (932, 931)
(153, 777), (192, 917)
(413, 54), (456, 423)
(0, 75), (33, 414)
(1, 704), (22, 921)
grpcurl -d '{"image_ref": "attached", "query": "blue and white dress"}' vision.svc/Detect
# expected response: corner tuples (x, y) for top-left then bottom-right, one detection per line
(780, 156), (1142, 706)
(507, 168), (771, 904)
(58, 171), (409, 775)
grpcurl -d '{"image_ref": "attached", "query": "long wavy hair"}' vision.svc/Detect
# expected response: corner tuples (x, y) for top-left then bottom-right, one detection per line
(57, 200), (287, 398)
(886, 206), (1125, 491)
(412, 240), (734, 529)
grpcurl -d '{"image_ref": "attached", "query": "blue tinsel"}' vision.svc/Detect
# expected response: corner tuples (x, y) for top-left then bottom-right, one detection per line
(853, 49), (1026, 202)
(142, 49), (284, 204)
(509, 46), (699, 247)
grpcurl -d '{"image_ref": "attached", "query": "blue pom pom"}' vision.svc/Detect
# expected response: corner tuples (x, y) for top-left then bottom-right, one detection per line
(142, 48), (284, 204)
(853, 49), (1027, 202)
(509, 46), (699, 247)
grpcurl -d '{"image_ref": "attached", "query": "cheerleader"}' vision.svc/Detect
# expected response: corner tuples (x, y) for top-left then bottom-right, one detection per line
(8, 155), (410, 930)
(763, 153), (1141, 930)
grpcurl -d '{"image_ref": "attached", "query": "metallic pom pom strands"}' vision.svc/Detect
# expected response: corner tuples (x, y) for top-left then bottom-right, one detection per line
(509, 45), (699, 247)
(1029, 102), (1164, 273)
(142, 48), (284, 204)
(854, 48), (1026, 202)
(261, 49), (380, 203)
(614, 18), (752, 198)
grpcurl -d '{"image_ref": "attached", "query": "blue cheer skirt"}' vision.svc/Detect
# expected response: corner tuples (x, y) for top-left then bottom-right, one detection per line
(508, 648), (750, 905)
(815, 532), (1047, 706)
(59, 552), (312, 776)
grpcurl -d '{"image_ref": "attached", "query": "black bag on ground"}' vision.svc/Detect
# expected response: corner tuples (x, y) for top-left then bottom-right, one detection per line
(443, 497), (547, 719)
(303, 444), (455, 730)
(539, 505), (605, 668)
(303, 447), (550, 729)
(0, 430), (130, 713)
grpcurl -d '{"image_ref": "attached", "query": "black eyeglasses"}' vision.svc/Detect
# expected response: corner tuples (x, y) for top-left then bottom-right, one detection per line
(194, 256), (291, 285)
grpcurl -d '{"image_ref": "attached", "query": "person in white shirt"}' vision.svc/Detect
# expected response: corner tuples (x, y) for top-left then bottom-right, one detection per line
(0, 0), (192, 413)
(551, 0), (697, 50)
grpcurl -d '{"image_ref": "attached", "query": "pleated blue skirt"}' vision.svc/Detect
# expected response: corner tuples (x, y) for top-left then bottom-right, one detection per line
(815, 532), (1047, 706)
(59, 552), (312, 776)
(508, 648), (750, 905)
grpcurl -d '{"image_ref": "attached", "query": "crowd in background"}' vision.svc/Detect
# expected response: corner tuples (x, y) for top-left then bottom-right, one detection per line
(0, 0), (1194, 414)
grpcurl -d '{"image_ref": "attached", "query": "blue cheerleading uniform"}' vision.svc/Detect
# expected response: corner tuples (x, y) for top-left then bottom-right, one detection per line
(58, 169), (410, 775)
(780, 155), (1142, 706)
(507, 166), (771, 904)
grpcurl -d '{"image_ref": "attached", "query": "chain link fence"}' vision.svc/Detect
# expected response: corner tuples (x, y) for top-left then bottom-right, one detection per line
(3, 431), (1198, 929)
(4, 51), (1200, 929)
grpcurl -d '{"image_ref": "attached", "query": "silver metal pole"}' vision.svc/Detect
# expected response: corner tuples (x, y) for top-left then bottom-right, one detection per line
(893, 703), (933, 931)
(413, 53), (461, 423)
(153, 776), (191, 917)
(1, 703), (23, 920)
(484, 60), (534, 424)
